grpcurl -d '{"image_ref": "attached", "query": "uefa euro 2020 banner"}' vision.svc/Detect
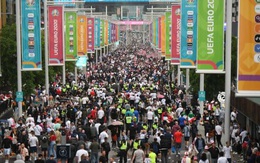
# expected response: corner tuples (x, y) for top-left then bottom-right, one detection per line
(21, 0), (42, 70)
(48, 6), (64, 66)
(65, 12), (77, 61)
(171, 5), (181, 65)
(236, 0), (260, 96)
(197, 0), (225, 73)
(180, 0), (197, 68)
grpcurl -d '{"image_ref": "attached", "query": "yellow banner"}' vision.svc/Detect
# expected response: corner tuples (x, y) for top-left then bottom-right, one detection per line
(237, 0), (260, 96)
(77, 15), (87, 56)
(105, 20), (108, 45)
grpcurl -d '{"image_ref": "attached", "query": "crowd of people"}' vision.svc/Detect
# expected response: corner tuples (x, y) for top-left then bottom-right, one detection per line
(0, 41), (260, 163)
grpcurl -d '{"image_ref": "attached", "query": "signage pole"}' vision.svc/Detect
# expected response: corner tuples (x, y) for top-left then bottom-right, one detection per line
(186, 68), (190, 104)
(224, 0), (232, 143)
(44, 0), (49, 95)
(199, 74), (204, 115)
(16, 0), (23, 118)
(62, 6), (66, 85)
(177, 65), (181, 86)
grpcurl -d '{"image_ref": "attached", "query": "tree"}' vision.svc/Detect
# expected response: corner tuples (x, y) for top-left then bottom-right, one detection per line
(0, 23), (76, 97)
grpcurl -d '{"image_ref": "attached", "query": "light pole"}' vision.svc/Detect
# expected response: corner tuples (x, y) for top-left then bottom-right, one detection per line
(16, 0), (22, 118)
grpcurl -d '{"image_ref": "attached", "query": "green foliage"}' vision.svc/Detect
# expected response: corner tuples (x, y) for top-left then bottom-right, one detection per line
(0, 23), (76, 97)
(189, 36), (238, 101)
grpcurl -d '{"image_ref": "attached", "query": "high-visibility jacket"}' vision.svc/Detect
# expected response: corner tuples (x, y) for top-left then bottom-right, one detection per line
(133, 140), (141, 150)
(120, 142), (127, 150)
(125, 116), (132, 124)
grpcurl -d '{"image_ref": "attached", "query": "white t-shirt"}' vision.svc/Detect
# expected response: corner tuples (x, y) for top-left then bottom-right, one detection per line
(215, 125), (222, 135)
(34, 125), (43, 136)
(29, 136), (38, 147)
(217, 156), (228, 163)
(76, 149), (89, 162)
(97, 109), (105, 119)
(147, 111), (154, 120)
(222, 146), (232, 158)
(230, 111), (237, 121)
(99, 131), (109, 143)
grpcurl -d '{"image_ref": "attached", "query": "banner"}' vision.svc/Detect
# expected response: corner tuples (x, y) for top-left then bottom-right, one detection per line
(48, 6), (64, 65)
(21, 0), (41, 70)
(101, 20), (105, 46)
(237, 0), (260, 96)
(65, 12), (77, 61)
(161, 15), (166, 57)
(156, 18), (159, 48)
(180, 0), (197, 68)
(105, 20), (108, 45)
(171, 5), (181, 65)
(77, 15), (87, 57)
(165, 12), (172, 60)
(87, 18), (94, 53)
(94, 18), (101, 48)
(158, 17), (162, 50)
(109, 22), (112, 44)
(197, 0), (225, 73)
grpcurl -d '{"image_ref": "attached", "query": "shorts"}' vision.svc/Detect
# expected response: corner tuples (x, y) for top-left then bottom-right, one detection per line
(4, 148), (11, 155)
(30, 146), (37, 153)
(184, 137), (190, 141)
(41, 147), (48, 151)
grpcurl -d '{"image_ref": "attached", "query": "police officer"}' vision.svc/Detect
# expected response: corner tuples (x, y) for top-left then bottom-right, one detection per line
(119, 139), (130, 163)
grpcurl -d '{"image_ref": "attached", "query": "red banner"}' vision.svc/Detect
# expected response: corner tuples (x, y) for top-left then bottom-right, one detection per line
(87, 18), (94, 53)
(171, 5), (181, 65)
(48, 6), (64, 65)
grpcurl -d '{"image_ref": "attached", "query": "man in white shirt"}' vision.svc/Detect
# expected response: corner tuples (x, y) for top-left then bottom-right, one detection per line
(99, 129), (109, 144)
(147, 109), (154, 130)
(217, 151), (228, 163)
(230, 109), (237, 123)
(29, 131), (38, 159)
(75, 144), (89, 163)
(97, 108), (105, 124)
(34, 123), (43, 139)
(215, 122), (223, 148)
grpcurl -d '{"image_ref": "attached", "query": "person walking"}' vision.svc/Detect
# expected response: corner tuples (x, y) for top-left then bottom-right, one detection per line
(89, 138), (100, 163)
(119, 139), (130, 163)
(215, 122), (223, 148)
(174, 128), (183, 155)
(208, 142), (219, 163)
(101, 137), (111, 161)
(222, 141), (232, 163)
(131, 145), (145, 163)
(75, 144), (89, 163)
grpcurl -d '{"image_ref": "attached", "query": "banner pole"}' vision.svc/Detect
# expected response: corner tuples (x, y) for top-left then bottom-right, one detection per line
(62, 6), (66, 85)
(16, 0), (22, 118)
(44, 0), (49, 95)
(224, 0), (232, 143)
(199, 74), (204, 116)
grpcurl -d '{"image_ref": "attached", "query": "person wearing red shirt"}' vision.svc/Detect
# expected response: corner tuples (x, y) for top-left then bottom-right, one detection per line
(174, 128), (183, 155)
(88, 107), (97, 120)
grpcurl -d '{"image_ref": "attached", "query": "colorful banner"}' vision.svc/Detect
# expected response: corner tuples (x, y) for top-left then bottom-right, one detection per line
(109, 22), (112, 44)
(101, 20), (104, 46)
(171, 5), (181, 65)
(87, 18), (95, 53)
(77, 15), (87, 57)
(161, 15), (166, 57)
(48, 6), (64, 65)
(21, 0), (41, 70)
(105, 20), (108, 45)
(158, 17), (162, 50)
(197, 0), (224, 73)
(94, 18), (101, 48)
(237, 0), (260, 96)
(165, 12), (172, 60)
(156, 19), (159, 48)
(180, 0), (197, 68)
(65, 12), (77, 61)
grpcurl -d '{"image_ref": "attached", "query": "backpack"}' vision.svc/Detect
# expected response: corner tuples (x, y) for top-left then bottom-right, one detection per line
(41, 135), (48, 143)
